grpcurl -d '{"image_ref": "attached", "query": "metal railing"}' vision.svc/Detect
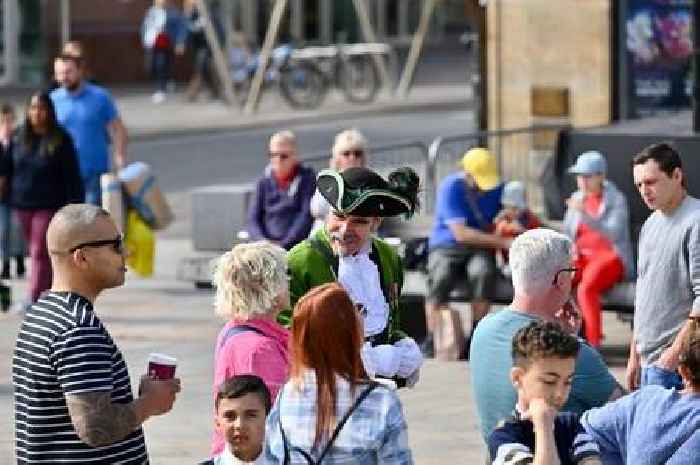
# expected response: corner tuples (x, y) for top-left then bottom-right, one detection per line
(302, 139), (431, 206)
(427, 124), (568, 215)
(294, 125), (567, 219)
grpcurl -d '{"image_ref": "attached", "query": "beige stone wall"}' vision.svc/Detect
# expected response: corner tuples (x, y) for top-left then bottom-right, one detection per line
(485, 0), (611, 215)
(487, 0), (611, 129)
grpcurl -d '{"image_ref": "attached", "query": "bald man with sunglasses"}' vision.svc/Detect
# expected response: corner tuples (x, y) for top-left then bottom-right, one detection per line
(13, 203), (180, 464)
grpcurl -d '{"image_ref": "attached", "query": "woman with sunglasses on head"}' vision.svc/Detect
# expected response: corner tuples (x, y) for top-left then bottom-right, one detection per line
(264, 283), (413, 465)
(310, 129), (369, 233)
(0, 90), (84, 308)
(563, 151), (633, 349)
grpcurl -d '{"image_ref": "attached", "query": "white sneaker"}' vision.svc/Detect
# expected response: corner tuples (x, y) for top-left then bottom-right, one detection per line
(152, 91), (166, 104)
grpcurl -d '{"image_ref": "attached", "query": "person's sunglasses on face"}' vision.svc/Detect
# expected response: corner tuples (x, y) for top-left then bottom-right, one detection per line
(341, 149), (364, 159)
(269, 151), (290, 160)
(69, 236), (124, 255)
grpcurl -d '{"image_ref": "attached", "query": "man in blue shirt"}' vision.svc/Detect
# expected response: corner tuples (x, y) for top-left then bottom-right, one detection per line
(425, 148), (510, 358)
(50, 55), (129, 205)
(470, 229), (624, 443)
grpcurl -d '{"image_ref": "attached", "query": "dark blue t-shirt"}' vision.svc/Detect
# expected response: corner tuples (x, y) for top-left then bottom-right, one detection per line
(429, 172), (503, 249)
(488, 411), (600, 465)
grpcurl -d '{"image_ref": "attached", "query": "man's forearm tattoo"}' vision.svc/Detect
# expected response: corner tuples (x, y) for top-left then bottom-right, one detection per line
(65, 391), (140, 447)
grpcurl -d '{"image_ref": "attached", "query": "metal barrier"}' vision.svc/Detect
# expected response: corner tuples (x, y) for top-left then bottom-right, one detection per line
(301, 139), (432, 205)
(427, 124), (568, 215)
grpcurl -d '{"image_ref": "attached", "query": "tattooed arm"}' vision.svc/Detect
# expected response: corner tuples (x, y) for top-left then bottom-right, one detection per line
(65, 377), (180, 447)
(65, 391), (145, 447)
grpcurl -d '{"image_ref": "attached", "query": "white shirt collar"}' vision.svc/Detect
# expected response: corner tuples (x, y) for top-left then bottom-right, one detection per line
(337, 239), (389, 336)
(216, 443), (262, 465)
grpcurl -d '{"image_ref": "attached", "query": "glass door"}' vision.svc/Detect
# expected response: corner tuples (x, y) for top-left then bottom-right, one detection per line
(0, 0), (19, 86)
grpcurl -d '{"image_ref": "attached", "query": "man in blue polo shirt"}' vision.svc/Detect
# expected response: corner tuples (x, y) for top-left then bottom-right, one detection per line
(50, 54), (129, 205)
(424, 147), (510, 359)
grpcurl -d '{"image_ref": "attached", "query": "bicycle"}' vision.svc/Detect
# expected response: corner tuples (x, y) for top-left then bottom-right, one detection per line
(291, 43), (387, 104)
(229, 43), (327, 109)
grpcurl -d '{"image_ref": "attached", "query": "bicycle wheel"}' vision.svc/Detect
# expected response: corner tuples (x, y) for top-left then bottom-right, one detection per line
(279, 61), (328, 110)
(340, 55), (380, 104)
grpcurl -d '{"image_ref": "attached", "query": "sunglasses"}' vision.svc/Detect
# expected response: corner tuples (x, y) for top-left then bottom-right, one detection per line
(269, 152), (291, 160)
(552, 267), (578, 286)
(69, 236), (124, 255)
(340, 149), (364, 158)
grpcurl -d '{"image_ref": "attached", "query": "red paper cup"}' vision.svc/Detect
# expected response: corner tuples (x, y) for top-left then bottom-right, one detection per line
(147, 353), (177, 380)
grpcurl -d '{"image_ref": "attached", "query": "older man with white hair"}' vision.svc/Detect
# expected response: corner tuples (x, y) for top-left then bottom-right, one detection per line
(469, 228), (624, 443)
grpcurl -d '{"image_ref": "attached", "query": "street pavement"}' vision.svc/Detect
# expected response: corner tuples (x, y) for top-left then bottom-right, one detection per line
(0, 83), (630, 464)
(0, 84), (472, 140)
(0, 236), (631, 465)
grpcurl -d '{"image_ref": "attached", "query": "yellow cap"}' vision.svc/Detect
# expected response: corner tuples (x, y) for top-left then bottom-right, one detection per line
(460, 147), (500, 191)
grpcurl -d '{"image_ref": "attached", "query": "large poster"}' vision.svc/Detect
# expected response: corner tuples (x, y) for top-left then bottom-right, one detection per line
(625, 0), (693, 116)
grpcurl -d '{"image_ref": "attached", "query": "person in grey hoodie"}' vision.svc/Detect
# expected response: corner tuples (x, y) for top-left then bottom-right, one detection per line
(563, 151), (634, 348)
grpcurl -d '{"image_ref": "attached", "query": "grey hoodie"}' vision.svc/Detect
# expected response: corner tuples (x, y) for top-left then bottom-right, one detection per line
(563, 180), (635, 279)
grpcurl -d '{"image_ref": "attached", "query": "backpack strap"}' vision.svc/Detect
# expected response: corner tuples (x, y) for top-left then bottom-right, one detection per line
(464, 184), (490, 231)
(279, 381), (380, 465)
(218, 324), (266, 351)
(316, 381), (379, 463)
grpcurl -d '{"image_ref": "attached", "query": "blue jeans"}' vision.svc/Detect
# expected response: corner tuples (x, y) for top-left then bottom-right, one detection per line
(83, 174), (102, 206)
(641, 364), (684, 390)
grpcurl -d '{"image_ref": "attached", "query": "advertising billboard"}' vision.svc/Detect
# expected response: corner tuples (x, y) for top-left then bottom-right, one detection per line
(625, 0), (693, 116)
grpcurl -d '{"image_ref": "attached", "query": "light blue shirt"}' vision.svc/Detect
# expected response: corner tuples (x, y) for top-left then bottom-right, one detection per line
(50, 83), (118, 178)
(470, 308), (618, 440)
(581, 386), (700, 465)
(264, 371), (413, 465)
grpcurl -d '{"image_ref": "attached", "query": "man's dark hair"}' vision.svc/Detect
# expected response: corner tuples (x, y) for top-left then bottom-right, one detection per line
(632, 142), (685, 187)
(512, 321), (579, 368)
(215, 374), (272, 413)
(0, 103), (14, 117)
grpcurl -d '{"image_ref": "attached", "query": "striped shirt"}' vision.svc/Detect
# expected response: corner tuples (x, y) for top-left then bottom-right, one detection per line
(13, 291), (148, 464)
(488, 410), (599, 465)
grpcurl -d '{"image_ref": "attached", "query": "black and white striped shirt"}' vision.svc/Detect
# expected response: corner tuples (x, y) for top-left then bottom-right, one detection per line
(13, 291), (148, 464)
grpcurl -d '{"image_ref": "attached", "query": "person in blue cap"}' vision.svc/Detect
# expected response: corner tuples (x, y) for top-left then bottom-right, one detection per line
(563, 150), (634, 349)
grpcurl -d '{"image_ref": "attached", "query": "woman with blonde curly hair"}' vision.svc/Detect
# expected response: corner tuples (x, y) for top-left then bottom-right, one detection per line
(210, 241), (290, 457)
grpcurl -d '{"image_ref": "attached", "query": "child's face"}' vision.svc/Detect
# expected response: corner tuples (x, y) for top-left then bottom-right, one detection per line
(511, 356), (575, 412)
(215, 393), (267, 461)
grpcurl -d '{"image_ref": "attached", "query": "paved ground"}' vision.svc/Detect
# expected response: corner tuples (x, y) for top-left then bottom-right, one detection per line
(0, 77), (632, 463)
(0, 235), (631, 464)
(0, 83), (472, 140)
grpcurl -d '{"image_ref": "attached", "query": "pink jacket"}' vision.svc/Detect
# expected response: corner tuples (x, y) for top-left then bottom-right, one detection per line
(210, 317), (289, 456)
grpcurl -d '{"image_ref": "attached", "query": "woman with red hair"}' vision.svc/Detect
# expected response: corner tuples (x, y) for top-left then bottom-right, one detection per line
(263, 283), (413, 464)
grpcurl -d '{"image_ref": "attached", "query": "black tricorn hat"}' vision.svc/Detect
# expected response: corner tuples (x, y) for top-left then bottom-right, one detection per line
(316, 166), (420, 218)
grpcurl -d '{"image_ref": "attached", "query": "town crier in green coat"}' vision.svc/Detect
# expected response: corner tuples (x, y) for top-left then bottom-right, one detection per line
(284, 166), (423, 387)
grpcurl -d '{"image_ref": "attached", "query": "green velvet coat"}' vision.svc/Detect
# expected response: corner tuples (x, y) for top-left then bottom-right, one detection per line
(281, 228), (406, 343)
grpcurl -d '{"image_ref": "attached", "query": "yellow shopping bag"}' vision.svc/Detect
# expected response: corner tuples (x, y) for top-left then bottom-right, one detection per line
(125, 209), (155, 277)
